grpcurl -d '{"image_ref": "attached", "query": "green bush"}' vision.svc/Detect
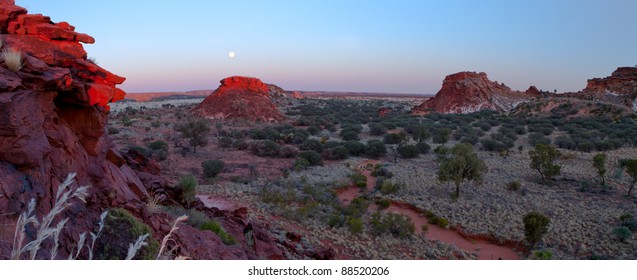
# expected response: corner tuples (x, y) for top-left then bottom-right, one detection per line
(383, 132), (407, 145)
(329, 146), (349, 160)
(249, 140), (280, 157)
(280, 145), (299, 158)
(375, 199), (391, 210)
(232, 139), (248, 150)
(151, 121), (161, 128)
(378, 180), (401, 195)
(201, 221), (236, 245)
(369, 123), (387, 136)
(201, 160), (224, 178)
(298, 151), (323, 166)
(398, 144), (419, 158)
(370, 212), (415, 238)
(365, 140), (387, 159)
(416, 141), (431, 154)
(532, 250), (553, 260)
(620, 213), (637, 231)
(300, 139), (323, 153)
(612, 226), (633, 243)
(523, 212), (550, 247)
(147, 140), (168, 161)
(294, 158), (311, 171)
(340, 130), (360, 141)
(343, 141), (366, 156)
(95, 208), (159, 260)
(175, 174), (197, 204)
(348, 218), (364, 234)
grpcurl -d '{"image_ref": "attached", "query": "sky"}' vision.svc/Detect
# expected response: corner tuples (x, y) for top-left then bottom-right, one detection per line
(18, 0), (637, 94)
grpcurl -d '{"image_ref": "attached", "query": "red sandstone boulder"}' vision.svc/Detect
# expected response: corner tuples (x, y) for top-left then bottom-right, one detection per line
(192, 76), (285, 122)
(411, 71), (536, 115)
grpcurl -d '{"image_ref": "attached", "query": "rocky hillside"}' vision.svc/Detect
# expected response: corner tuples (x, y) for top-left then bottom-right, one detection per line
(0, 1), (309, 260)
(192, 76), (294, 122)
(575, 67), (637, 111)
(411, 71), (539, 115)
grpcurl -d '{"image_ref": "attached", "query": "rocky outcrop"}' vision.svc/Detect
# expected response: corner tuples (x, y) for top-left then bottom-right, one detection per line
(584, 67), (637, 95)
(192, 76), (286, 122)
(411, 72), (538, 115)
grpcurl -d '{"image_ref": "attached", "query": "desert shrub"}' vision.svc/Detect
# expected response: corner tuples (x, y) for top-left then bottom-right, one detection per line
(435, 217), (449, 228)
(620, 214), (637, 231)
(247, 128), (267, 139)
(348, 218), (364, 234)
(300, 139), (323, 153)
(218, 137), (233, 148)
(128, 145), (148, 156)
(438, 143), (487, 198)
(350, 172), (367, 184)
(593, 153), (607, 186)
(370, 212), (415, 238)
(294, 158), (311, 171)
(249, 140), (280, 157)
(174, 174), (197, 204)
(612, 226), (633, 243)
(201, 221), (236, 245)
(340, 130), (360, 141)
(371, 166), (393, 178)
(329, 146), (349, 160)
(378, 180), (401, 195)
(432, 128), (451, 145)
(150, 121), (161, 128)
(232, 139), (248, 150)
(107, 127), (119, 135)
(421, 224), (429, 234)
(365, 140), (387, 159)
(383, 132), (408, 145)
(298, 150), (323, 166)
(369, 123), (387, 136)
(306, 126), (320, 135)
(480, 138), (506, 152)
(416, 141), (431, 154)
(532, 250), (553, 260)
(95, 208), (159, 260)
(523, 212), (550, 247)
(529, 144), (562, 181)
(528, 132), (551, 146)
(280, 145), (299, 158)
(343, 141), (366, 156)
(201, 159), (224, 178)
(375, 199), (391, 210)
(506, 181), (521, 191)
(397, 144), (419, 158)
(148, 140), (168, 161)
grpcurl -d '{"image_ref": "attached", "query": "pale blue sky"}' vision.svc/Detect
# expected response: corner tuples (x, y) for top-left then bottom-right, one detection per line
(18, 0), (637, 94)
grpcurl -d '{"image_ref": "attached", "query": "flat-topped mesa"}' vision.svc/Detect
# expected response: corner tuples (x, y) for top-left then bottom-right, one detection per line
(192, 76), (286, 122)
(584, 67), (637, 95)
(411, 71), (537, 115)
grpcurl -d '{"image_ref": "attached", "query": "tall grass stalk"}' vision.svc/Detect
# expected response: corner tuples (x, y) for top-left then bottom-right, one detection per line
(125, 233), (149, 260)
(2, 48), (23, 72)
(157, 215), (188, 259)
(10, 173), (89, 260)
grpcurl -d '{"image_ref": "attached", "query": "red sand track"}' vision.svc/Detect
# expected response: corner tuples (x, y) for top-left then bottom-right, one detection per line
(338, 160), (521, 260)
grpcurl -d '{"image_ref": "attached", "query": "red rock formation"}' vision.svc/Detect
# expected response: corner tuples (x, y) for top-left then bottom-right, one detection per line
(584, 67), (637, 95)
(192, 76), (285, 122)
(411, 72), (536, 115)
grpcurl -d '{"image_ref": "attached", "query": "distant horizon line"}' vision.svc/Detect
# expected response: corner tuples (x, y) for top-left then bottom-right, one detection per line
(126, 89), (435, 96)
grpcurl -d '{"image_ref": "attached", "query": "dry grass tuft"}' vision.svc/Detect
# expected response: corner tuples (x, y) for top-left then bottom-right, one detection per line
(125, 233), (149, 260)
(2, 48), (23, 72)
(157, 215), (188, 259)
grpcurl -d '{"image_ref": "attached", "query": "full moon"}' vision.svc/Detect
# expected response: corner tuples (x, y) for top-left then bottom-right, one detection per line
(228, 51), (236, 58)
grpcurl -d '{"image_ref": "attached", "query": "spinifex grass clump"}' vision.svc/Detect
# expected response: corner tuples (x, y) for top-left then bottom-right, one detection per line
(2, 48), (23, 72)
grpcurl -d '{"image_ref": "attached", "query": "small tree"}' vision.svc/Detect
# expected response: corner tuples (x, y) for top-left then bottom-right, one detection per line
(592, 153), (607, 186)
(365, 140), (387, 159)
(523, 212), (550, 248)
(432, 128), (451, 146)
(624, 159), (637, 196)
(529, 144), (561, 181)
(437, 143), (488, 199)
(411, 124), (430, 143)
(175, 118), (210, 153)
